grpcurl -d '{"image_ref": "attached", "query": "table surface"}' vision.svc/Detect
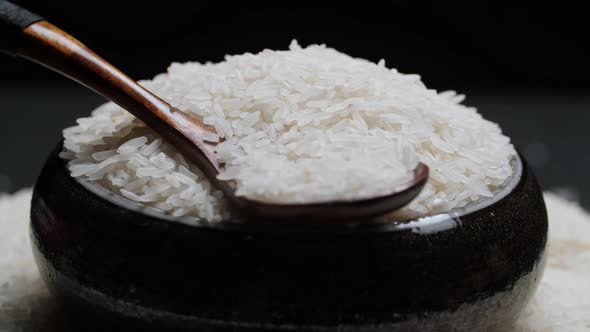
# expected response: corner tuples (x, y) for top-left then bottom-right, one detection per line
(1, 82), (588, 209)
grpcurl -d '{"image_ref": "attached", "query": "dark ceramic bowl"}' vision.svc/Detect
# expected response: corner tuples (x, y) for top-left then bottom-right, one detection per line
(30, 143), (547, 331)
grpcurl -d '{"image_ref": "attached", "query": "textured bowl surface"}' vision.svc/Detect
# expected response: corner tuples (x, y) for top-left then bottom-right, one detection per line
(30, 143), (548, 331)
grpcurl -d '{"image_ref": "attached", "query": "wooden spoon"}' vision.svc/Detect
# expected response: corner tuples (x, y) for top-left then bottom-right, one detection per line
(0, 1), (429, 223)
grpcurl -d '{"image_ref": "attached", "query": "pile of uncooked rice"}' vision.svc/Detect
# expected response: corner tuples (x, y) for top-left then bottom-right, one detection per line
(61, 41), (516, 222)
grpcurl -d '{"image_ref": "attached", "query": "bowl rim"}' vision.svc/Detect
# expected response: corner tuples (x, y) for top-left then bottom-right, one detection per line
(66, 144), (523, 233)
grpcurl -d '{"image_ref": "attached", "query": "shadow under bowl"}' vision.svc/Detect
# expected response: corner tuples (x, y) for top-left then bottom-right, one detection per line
(30, 143), (548, 331)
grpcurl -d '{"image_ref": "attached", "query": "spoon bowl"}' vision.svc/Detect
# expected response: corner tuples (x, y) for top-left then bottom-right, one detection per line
(234, 162), (429, 223)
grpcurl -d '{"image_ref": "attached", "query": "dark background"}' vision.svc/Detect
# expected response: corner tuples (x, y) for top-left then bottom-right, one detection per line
(1, 0), (589, 207)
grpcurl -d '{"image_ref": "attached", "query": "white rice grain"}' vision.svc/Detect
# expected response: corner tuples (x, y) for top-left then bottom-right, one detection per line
(62, 41), (516, 222)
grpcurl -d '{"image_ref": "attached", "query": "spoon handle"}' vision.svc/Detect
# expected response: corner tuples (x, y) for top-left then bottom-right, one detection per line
(0, 0), (42, 55)
(0, 0), (222, 183)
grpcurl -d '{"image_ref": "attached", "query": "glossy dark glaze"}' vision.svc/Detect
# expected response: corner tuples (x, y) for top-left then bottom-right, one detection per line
(30, 143), (548, 331)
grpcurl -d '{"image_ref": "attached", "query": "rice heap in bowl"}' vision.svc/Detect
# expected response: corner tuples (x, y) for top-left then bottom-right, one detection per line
(61, 41), (516, 223)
